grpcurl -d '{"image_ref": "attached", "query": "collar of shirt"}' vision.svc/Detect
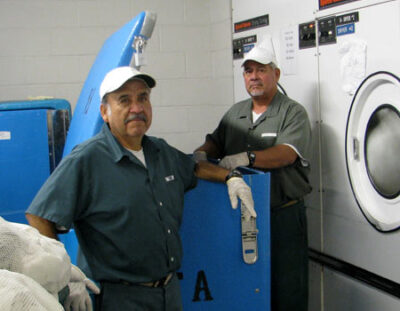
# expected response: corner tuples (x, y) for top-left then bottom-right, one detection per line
(237, 91), (284, 122)
(100, 123), (160, 163)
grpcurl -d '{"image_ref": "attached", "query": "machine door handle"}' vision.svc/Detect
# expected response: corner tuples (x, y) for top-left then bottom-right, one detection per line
(241, 202), (259, 264)
(353, 137), (360, 161)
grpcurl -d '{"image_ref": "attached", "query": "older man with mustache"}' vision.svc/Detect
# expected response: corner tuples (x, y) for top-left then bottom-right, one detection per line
(26, 66), (256, 311)
(194, 42), (312, 311)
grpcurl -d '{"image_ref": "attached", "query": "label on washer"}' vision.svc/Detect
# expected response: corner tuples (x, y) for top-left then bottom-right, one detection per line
(319, 0), (357, 10)
(0, 131), (11, 140)
(234, 14), (269, 33)
(336, 12), (359, 26)
(337, 23), (355, 36)
(243, 44), (254, 53)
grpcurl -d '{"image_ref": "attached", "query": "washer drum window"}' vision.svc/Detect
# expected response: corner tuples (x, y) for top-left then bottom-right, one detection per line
(346, 72), (400, 232)
(365, 105), (400, 199)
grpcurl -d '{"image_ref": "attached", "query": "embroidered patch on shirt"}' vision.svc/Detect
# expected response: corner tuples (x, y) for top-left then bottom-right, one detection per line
(261, 133), (277, 137)
(165, 175), (175, 182)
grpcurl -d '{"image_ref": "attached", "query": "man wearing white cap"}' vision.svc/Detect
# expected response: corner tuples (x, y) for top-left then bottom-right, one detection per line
(194, 42), (312, 311)
(26, 66), (256, 310)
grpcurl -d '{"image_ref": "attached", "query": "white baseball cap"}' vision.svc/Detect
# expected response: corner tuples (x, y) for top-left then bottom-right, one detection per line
(241, 45), (277, 67)
(99, 66), (156, 100)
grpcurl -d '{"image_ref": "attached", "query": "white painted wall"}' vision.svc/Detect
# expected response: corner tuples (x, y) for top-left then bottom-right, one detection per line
(0, 0), (234, 153)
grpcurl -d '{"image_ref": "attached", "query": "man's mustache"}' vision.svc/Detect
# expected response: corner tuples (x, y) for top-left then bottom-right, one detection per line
(124, 113), (147, 124)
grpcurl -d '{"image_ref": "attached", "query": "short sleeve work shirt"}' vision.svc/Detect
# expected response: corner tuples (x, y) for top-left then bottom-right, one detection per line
(27, 124), (197, 283)
(208, 91), (312, 207)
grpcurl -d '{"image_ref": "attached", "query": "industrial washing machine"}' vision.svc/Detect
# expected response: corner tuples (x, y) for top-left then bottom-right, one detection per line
(315, 0), (400, 309)
(231, 0), (400, 309)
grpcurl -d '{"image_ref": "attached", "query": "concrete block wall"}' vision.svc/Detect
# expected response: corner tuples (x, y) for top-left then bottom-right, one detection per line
(0, 0), (234, 153)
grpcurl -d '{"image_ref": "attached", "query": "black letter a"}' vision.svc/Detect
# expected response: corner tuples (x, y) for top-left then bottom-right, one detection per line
(192, 270), (213, 302)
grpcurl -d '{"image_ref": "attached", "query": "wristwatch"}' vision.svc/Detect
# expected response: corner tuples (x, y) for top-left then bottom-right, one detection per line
(247, 151), (256, 167)
(225, 169), (243, 182)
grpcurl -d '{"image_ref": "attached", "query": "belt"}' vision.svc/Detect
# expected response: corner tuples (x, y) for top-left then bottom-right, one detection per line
(111, 273), (174, 288)
(279, 199), (300, 208)
(139, 273), (174, 288)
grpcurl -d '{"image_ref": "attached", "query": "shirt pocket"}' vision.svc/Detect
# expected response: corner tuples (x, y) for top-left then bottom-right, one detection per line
(162, 174), (185, 219)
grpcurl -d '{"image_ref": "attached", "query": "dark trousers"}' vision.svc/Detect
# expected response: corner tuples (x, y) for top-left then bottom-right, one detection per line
(271, 201), (309, 311)
(96, 274), (182, 311)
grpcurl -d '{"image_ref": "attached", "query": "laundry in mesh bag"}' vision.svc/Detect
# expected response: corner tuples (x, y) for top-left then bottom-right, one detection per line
(0, 217), (71, 297)
(0, 269), (64, 311)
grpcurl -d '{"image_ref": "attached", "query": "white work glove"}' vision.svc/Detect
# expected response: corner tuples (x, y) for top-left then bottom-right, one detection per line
(64, 265), (100, 311)
(69, 265), (100, 294)
(64, 282), (92, 311)
(226, 177), (257, 221)
(192, 150), (207, 162)
(219, 152), (249, 170)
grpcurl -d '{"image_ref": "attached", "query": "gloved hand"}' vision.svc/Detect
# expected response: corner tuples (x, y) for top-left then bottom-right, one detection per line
(219, 152), (249, 170)
(64, 282), (92, 311)
(69, 265), (100, 295)
(63, 265), (100, 311)
(226, 177), (256, 221)
(192, 150), (207, 162)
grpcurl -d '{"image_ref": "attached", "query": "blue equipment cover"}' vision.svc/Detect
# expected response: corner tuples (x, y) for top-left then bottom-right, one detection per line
(0, 98), (71, 116)
(0, 99), (71, 224)
(180, 171), (270, 310)
(62, 12), (147, 157)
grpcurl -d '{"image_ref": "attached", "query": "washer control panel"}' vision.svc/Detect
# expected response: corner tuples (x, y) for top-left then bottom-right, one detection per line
(232, 35), (257, 60)
(299, 16), (336, 49)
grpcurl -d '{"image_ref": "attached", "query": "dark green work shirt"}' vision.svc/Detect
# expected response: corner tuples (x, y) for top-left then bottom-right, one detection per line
(208, 91), (312, 207)
(27, 124), (197, 283)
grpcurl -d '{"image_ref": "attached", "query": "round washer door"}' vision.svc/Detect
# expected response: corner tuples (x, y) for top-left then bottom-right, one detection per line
(346, 72), (400, 232)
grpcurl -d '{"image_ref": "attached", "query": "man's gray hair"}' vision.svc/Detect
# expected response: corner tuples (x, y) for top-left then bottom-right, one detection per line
(269, 62), (278, 70)
(101, 94), (109, 106)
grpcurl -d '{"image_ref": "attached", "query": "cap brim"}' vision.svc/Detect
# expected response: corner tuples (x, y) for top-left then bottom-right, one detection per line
(134, 74), (156, 89)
